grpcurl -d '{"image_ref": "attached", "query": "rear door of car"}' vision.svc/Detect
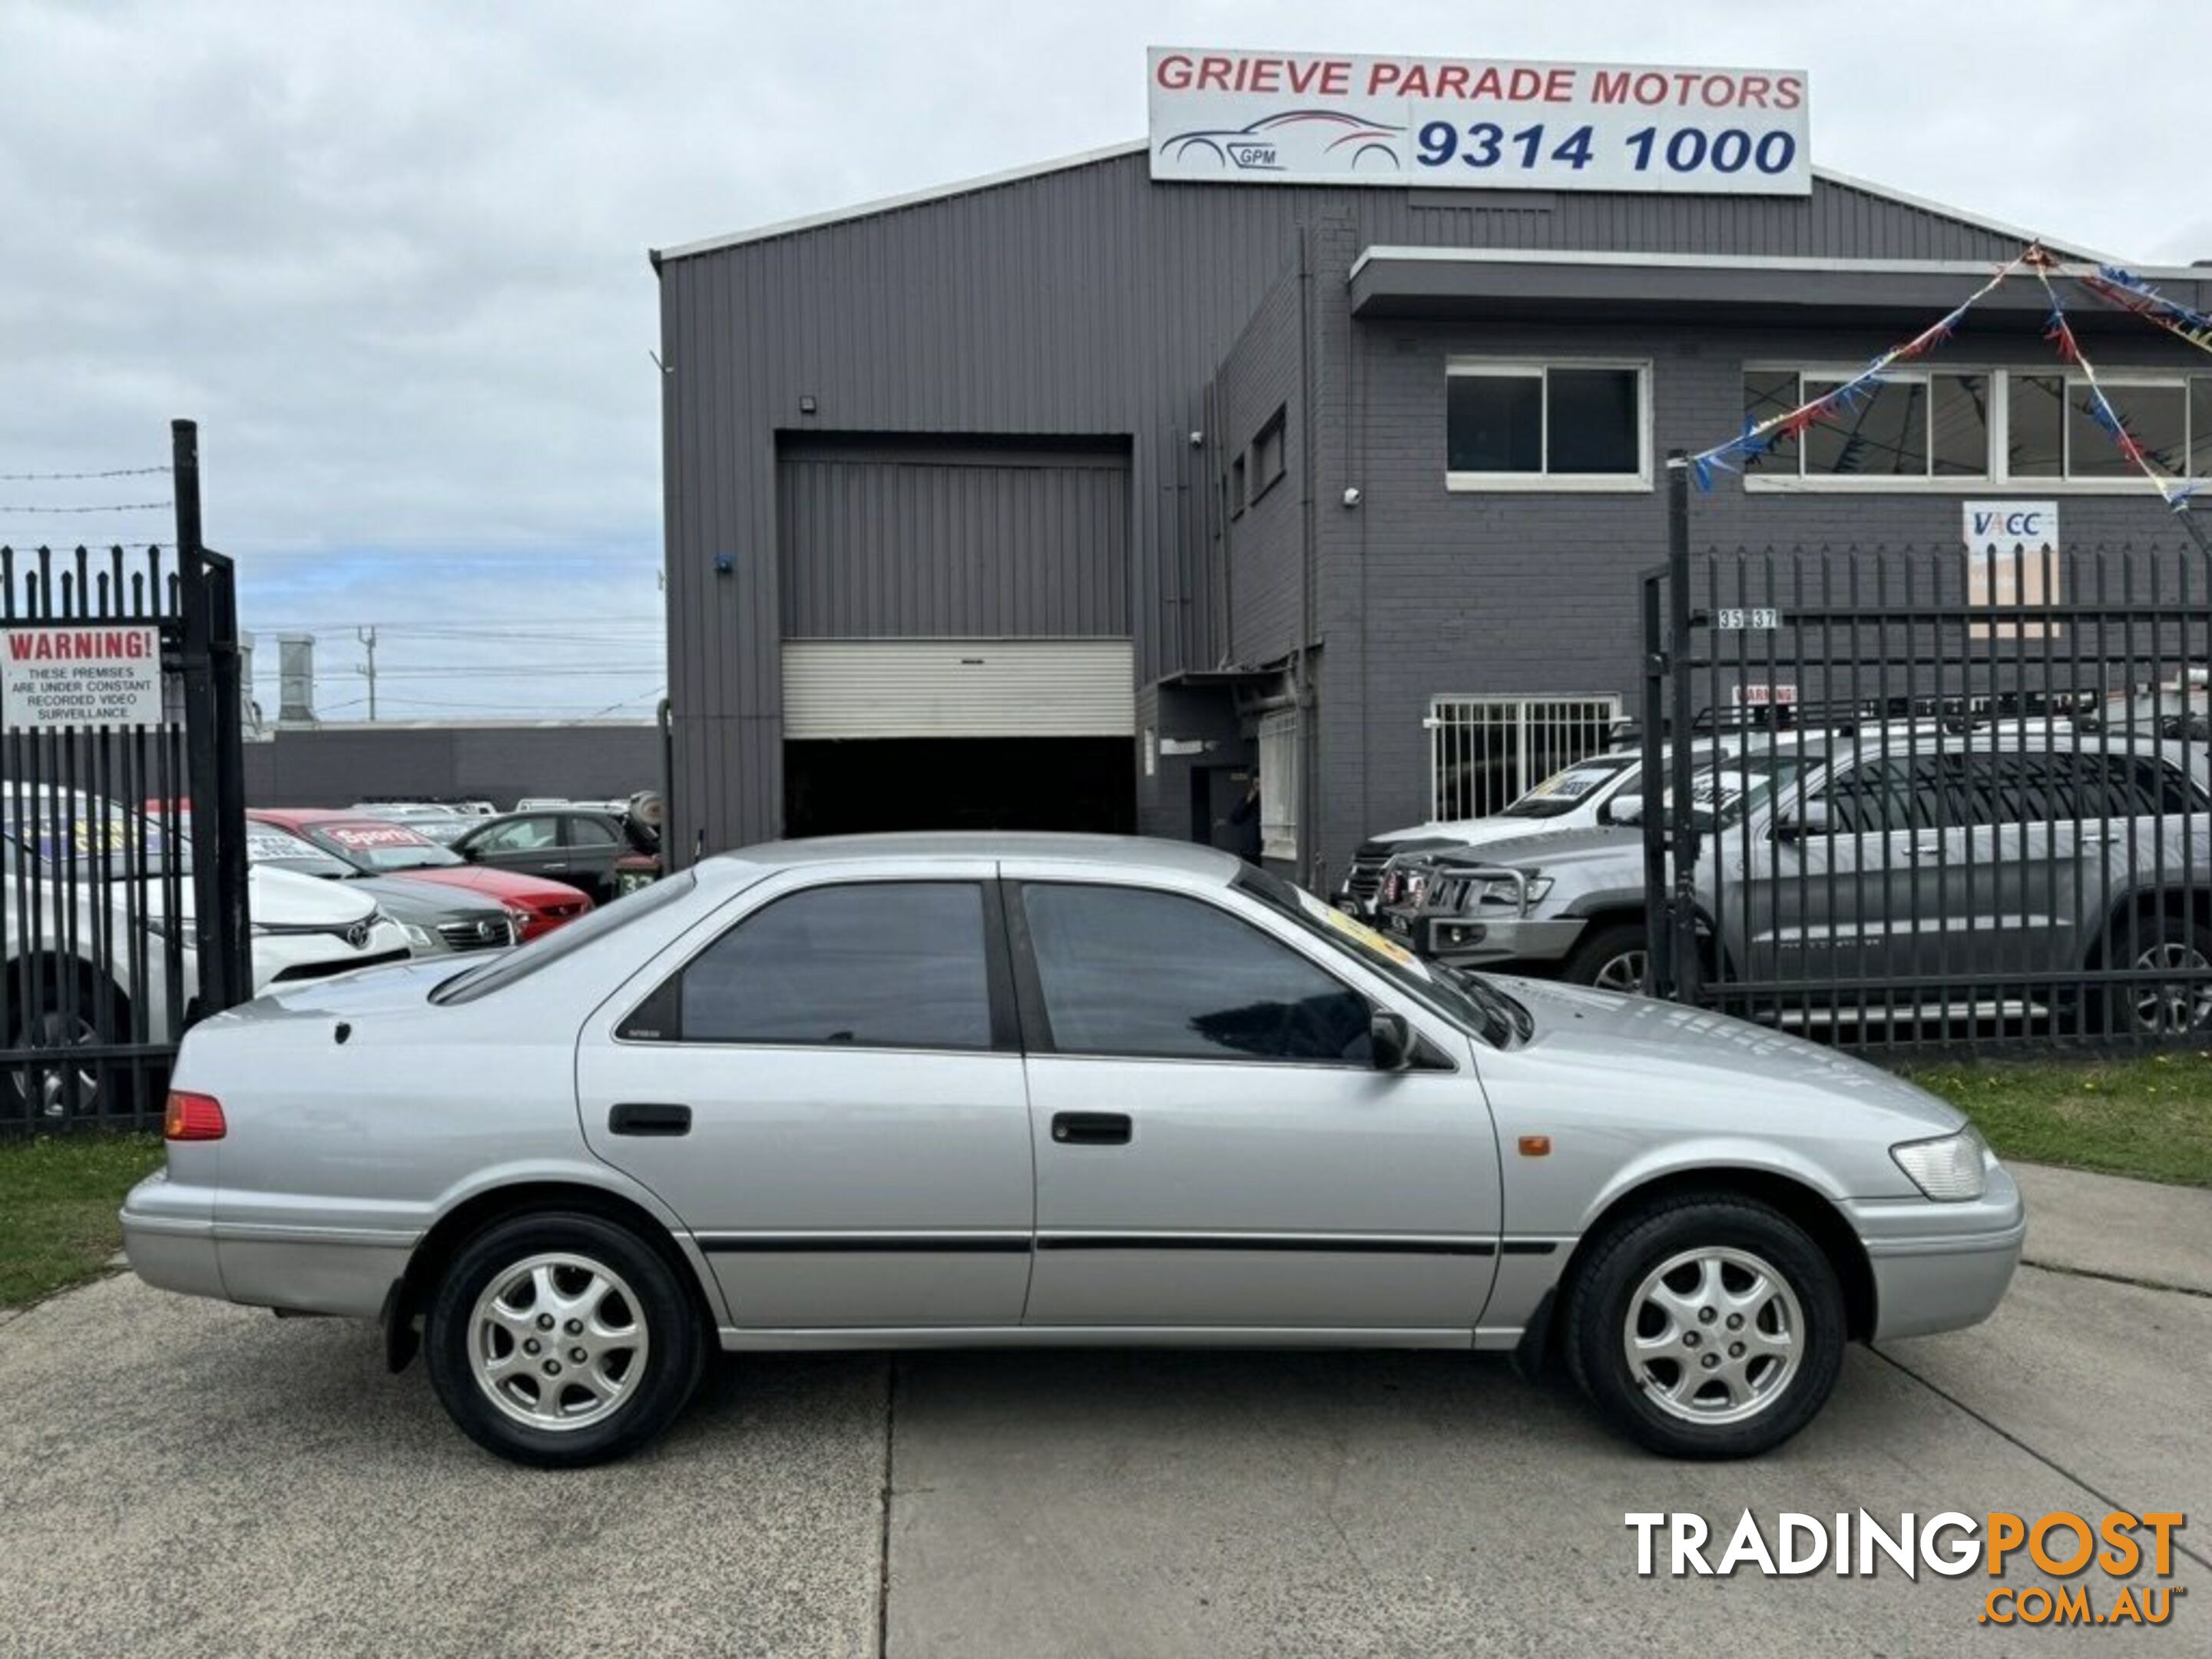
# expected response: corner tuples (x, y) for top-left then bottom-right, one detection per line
(558, 814), (628, 904)
(1005, 867), (1499, 1333)
(576, 859), (1035, 1328)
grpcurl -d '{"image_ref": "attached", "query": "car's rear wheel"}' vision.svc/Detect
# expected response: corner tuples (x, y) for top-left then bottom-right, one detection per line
(1564, 1194), (1845, 1459)
(424, 1211), (707, 1467)
(2107, 914), (2212, 1037)
(1561, 923), (1649, 994)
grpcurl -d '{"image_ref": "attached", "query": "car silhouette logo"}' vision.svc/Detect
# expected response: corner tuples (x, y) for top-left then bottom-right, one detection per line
(1159, 109), (1402, 174)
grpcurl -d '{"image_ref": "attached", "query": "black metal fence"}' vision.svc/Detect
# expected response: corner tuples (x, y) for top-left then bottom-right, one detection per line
(1641, 517), (2212, 1055)
(0, 422), (251, 1131)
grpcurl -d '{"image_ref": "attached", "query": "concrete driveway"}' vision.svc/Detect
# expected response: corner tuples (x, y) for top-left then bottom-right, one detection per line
(1, 1163), (2204, 1658)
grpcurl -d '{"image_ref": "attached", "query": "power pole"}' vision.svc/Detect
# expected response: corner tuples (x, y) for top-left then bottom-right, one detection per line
(357, 624), (379, 720)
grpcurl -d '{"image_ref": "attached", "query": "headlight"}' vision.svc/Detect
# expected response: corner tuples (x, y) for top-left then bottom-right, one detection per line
(1890, 1127), (1989, 1201)
(401, 921), (442, 952)
(1472, 874), (1553, 909)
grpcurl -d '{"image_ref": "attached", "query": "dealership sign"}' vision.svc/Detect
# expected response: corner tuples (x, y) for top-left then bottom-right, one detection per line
(1148, 48), (1810, 194)
(0, 624), (166, 730)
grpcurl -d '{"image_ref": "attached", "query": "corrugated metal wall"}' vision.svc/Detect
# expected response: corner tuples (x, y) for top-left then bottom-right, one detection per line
(782, 640), (1135, 738)
(777, 440), (1129, 639)
(659, 148), (2065, 857)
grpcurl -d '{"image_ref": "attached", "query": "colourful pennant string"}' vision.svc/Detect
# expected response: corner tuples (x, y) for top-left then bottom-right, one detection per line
(1684, 250), (2032, 488)
(2034, 263), (2197, 514)
(2078, 266), (2212, 358)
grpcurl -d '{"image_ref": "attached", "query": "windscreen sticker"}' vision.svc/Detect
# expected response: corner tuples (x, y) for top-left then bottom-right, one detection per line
(325, 824), (424, 849)
(1529, 765), (1618, 801)
(1298, 888), (1420, 969)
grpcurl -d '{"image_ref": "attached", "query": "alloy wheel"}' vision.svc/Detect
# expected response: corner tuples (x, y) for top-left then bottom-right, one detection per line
(1592, 949), (1648, 995)
(9, 1010), (102, 1119)
(1624, 1246), (1803, 1426)
(2131, 941), (2212, 1034)
(469, 1252), (651, 1432)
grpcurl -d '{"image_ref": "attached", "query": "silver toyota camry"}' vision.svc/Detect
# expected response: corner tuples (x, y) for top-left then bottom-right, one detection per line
(122, 833), (2022, 1467)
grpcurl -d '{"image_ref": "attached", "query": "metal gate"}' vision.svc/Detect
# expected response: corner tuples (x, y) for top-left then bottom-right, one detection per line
(1, 421), (250, 1130)
(1641, 462), (2212, 1055)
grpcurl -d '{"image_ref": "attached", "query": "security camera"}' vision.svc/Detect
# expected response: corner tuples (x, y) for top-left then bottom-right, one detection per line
(1189, 430), (1205, 448)
(1342, 486), (1362, 508)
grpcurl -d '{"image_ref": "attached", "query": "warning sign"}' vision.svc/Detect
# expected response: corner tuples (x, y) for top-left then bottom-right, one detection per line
(0, 625), (167, 730)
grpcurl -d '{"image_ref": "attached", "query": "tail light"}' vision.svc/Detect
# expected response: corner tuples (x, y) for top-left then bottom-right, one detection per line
(164, 1091), (227, 1141)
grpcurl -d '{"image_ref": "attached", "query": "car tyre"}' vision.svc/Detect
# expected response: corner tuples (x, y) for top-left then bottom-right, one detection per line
(6, 975), (134, 1122)
(1564, 1194), (1845, 1459)
(2105, 912), (2212, 1038)
(425, 1210), (707, 1468)
(1561, 923), (1650, 994)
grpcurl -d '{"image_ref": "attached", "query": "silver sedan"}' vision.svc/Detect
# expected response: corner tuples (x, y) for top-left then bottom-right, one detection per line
(122, 833), (2022, 1466)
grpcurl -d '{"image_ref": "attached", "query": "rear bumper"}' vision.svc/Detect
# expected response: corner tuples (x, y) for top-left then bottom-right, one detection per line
(121, 1171), (412, 1318)
(1849, 1166), (2026, 1341)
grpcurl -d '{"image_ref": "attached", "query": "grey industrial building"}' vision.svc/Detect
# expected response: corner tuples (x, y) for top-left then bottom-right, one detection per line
(651, 139), (2212, 887)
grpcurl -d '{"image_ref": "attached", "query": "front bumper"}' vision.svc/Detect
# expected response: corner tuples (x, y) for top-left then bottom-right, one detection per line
(1848, 1164), (2026, 1340)
(1382, 907), (1588, 969)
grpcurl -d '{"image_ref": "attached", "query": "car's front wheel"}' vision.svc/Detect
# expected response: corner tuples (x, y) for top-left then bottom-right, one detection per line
(1561, 923), (1649, 994)
(424, 1211), (707, 1467)
(1564, 1194), (1845, 1459)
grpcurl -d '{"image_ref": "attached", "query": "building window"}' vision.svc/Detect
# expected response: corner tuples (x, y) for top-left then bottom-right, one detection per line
(1250, 407), (1287, 501)
(1257, 708), (1300, 864)
(1425, 695), (1623, 822)
(1744, 366), (2212, 488)
(1446, 359), (1649, 490)
(1228, 453), (1246, 518)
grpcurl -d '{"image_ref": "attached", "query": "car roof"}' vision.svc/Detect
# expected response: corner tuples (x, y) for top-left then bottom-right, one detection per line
(705, 831), (1243, 882)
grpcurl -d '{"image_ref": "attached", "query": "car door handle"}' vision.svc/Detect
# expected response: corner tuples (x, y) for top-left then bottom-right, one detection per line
(609, 1101), (691, 1137)
(1906, 841), (1945, 859)
(541, 861), (570, 872)
(1051, 1111), (1131, 1146)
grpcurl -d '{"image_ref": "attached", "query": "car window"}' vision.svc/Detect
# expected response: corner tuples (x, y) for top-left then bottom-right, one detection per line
(307, 820), (465, 871)
(673, 881), (994, 1050)
(1021, 882), (1372, 1065)
(565, 816), (620, 849)
(474, 816), (561, 853)
(1820, 758), (1936, 833)
(245, 823), (353, 877)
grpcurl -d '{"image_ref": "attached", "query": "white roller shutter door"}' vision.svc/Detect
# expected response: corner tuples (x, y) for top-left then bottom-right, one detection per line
(782, 639), (1136, 740)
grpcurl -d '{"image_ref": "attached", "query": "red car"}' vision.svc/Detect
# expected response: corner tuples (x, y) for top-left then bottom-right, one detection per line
(247, 810), (593, 941)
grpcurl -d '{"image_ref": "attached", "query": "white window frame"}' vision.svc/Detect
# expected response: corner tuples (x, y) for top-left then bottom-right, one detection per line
(1743, 363), (2212, 494)
(1422, 694), (1624, 823)
(1445, 357), (1653, 493)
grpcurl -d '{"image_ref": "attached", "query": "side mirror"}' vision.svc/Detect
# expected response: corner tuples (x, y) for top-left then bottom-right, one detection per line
(1608, 793), (1644, 826)
(1369, 1008), (1413, 1072)
(1774, 798), (1831, 840)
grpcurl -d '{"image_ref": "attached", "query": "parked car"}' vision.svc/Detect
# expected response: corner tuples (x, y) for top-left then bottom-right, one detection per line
(447, 807), (661, 906)
(249, 810), (593, 941)
(124, 833), (2021, 1467)
(1338, 747), (1690, 919)
(353, 799), (498, 819)
(1384, 733), (2212, 1035)
(243, 821), (518, 955)
(5, 793), (408, 1118)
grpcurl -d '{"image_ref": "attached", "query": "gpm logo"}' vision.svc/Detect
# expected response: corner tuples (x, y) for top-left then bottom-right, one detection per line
(1972, 509), (2050, 539)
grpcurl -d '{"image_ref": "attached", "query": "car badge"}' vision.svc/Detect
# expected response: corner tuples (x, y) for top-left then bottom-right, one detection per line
(345, 920), (372, 950)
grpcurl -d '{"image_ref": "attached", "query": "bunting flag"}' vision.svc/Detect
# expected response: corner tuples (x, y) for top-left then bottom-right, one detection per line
(2078, 265), (2212, 359)
(2033, 263), (2197, 511)
(1684, 247), (2033, 489)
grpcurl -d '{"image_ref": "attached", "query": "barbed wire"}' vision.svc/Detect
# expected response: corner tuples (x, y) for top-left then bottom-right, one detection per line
(0, 501), (172, 515)
(0, 465), (167, 482)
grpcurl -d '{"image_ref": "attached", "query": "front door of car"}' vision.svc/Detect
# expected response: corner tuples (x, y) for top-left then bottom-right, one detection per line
(464, 816), (571, 885)
(1006, 873), (1500, 1333)
(577, 864), (1035, 1328)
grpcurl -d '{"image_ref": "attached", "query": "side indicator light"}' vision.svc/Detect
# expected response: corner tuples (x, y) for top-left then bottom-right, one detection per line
(164, 1091), (227, 1141)
(1518, 1134), (1552, 1157)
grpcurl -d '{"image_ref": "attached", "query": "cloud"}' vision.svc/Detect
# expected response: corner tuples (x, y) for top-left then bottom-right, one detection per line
(3, 0), (2202, 717)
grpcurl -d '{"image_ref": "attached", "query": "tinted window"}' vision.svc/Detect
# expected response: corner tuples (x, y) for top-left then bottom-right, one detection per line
(679, 882), (993, 1050)
(1822, 759), (1939, 834)
(433, 870), (698, 1005)
(1022, 883), (1371, 1064)
(566, 816), (619, 848)
(474, 816), (561, 853)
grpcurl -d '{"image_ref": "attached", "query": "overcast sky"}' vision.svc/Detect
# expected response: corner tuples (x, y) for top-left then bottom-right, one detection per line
(4, 0), (2205, 721)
